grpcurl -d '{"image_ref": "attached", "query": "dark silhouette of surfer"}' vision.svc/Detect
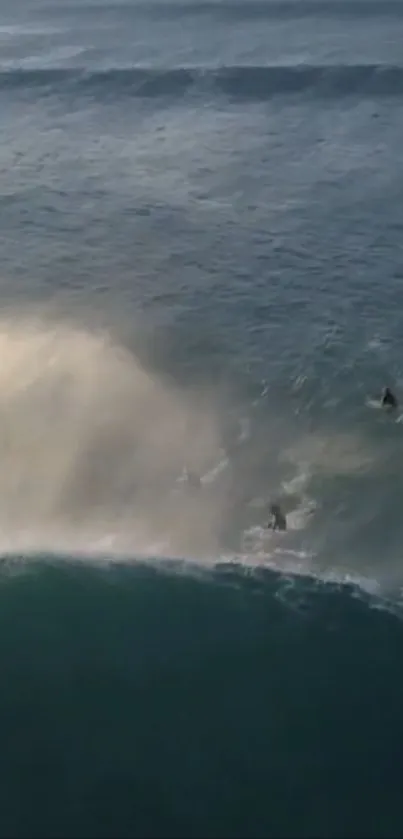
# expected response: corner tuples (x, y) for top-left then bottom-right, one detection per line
(381, 387), (398, 410)
(268, 502), (287, 532)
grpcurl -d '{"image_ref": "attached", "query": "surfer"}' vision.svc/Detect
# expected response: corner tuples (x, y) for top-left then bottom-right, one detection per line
(268, 502), (287, 532)
(381, 387), (398, 410)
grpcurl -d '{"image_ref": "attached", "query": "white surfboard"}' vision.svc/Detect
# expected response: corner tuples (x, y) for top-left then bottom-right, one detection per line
(366, 397), (402, 422)
(366, 398), (383, 410)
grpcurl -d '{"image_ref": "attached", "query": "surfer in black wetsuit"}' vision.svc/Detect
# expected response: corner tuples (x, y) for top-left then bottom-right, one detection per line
(381, 387), (398, 410)
(268, 502), (287, 532)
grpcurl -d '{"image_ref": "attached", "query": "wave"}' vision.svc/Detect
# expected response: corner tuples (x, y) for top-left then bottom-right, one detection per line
(2, 63), (403, 101)
(63, 0), (403, 21)
(0, 555), (402, 837)
(0, 310), (400, 596)
(0, 311), (342, 581)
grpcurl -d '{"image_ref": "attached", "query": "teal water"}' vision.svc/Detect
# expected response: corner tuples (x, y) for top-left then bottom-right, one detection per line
(1, 558), (402, 839)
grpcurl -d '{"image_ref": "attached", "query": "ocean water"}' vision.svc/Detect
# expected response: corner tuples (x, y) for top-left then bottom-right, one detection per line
(1, 0), (403, 836)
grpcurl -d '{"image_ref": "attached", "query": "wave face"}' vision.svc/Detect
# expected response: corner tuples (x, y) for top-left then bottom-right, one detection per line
(3, 63), (403, 101)
(0, 557), (402, 838)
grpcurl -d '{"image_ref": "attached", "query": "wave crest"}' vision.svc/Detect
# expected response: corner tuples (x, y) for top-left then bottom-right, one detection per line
(2, 63), (403, 101)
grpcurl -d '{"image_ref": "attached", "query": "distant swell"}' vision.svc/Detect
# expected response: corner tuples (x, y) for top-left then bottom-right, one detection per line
(2, 63), (403, 101)
(62, 0), (403, 20)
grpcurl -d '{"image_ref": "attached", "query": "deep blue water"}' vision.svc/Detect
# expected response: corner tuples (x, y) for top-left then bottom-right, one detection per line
(1, 0), (403, 835)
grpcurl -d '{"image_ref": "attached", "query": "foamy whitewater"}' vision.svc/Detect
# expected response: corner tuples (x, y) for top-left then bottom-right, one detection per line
(1, 1), (403, 837)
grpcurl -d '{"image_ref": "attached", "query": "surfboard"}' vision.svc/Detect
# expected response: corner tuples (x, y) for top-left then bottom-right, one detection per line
(366, 398), (402, 421)
(366, 398), (383, 410)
